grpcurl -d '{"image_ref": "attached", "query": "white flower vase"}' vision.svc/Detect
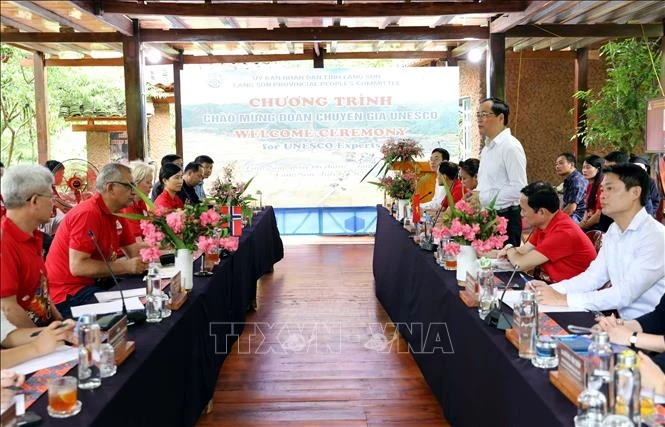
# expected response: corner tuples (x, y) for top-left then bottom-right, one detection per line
(456, 245), (478, 282)
(175, 248), (194, 291)
(397, 199), (409, 221)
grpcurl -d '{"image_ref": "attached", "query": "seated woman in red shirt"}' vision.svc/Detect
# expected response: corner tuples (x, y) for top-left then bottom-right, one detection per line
(438, 161), (464, 211)
(118, 161), (154, 241)
(459, 158), (479, 200)
(580, 155), (604, 230)
(154, 163), (184, 210)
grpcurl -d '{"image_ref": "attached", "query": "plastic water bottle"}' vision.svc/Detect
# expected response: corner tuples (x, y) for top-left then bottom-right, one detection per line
(77, 314), (102, 389)
(613, 350), (641, 425)
(517, 291), (537, 359)
(477, 258), (495, 320)
(145, 265), (162, 323)
(587, 331), (614, 408)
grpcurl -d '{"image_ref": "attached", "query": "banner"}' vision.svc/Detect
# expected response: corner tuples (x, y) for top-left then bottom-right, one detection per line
(181, 66), (459, 207)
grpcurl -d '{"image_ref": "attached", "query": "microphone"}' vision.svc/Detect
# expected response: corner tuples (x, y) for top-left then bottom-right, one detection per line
(485, 263), (520, 330)
(87, 230), (146, 326)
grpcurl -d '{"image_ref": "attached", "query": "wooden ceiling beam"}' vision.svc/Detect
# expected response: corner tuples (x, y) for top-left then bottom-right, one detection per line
(452, 40), (486, 58)
(491, 1), (561, 33)
(17, 50), (451, 66)
(101, 1), (530, 18)
(140, 26), (488, 43)
(0, 31), (123, 43)
(505, 24), (663, 38)
(11, 1), (92, 32)
(163, 16), (214, 55)
(70, 0), (134, 36)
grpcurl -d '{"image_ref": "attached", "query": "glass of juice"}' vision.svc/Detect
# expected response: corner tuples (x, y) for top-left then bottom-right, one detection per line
(47, 377), (81, 418)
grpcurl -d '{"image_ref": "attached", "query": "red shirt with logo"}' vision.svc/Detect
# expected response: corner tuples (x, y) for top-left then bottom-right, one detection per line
(45, 193), (135, 304)
(529, 210), (597, 283)
(154, 191), (184, 210)
(1, 217), (55, 325)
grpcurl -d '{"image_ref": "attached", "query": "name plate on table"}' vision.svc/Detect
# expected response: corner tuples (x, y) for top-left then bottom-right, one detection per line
(459, 272), (479, 307)
(549, 341), (586, 404)
(169, 271), (187, 310)
(108, 315), (134, 365)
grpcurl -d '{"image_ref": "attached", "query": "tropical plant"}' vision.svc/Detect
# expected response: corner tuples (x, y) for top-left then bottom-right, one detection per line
(573, 38), (663, 152)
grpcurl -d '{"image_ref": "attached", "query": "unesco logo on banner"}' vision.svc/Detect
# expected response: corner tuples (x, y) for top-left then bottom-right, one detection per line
(208, 72), (223, 88)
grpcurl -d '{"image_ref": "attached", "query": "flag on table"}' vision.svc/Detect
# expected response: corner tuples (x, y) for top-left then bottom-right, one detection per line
(412, 194), (421, 224)
(221, 205), (243, 236)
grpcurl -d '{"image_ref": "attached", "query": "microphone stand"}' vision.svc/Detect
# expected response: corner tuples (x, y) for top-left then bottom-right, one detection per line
(87, 230), (146, 326)
(485, 264), (520, 330)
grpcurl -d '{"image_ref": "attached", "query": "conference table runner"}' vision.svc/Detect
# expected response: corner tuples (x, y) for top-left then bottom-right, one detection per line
(28, 207), (284, 427)
(373, 205), (595, 427)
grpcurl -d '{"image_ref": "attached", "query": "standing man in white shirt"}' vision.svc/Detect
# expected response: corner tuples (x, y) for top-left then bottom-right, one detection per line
(529, 164), (665, 319)
(420, 148), (450, 214)
(473, 97), (528, 246)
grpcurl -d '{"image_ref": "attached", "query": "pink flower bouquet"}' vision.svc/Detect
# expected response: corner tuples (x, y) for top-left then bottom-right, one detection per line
(117, 188), (239, 263)
(432, 199), (508, 256)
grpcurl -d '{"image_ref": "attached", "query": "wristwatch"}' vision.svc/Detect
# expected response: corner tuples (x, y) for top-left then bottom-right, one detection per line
(629, 332), (638, 350)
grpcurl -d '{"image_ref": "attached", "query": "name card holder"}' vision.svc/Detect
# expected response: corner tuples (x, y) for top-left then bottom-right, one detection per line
(505, 328), (519, 348)
(168, 272), (187, 310)
(108, 315), (134, 365)
(459, 272), (479, 307)
(549, 342), (586, 404)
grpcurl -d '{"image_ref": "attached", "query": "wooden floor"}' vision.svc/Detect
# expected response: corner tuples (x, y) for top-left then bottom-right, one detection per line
(197, 242), (449, 426)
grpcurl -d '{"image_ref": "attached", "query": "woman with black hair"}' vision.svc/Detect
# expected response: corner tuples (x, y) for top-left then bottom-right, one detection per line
(458, 158), (479, 196)
(154, 163), (184, 210)
(579, 155), (613, 231)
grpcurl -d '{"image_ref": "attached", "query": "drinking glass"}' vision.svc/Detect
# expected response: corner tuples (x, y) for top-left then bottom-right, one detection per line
(640, 387), (656, 425)
(145, 293), (163, 323)
(99, 343), (116, 378)
(47, 377), (81, 418)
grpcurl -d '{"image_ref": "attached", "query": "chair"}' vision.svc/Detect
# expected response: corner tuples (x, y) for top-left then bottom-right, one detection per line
(585, 230), (604, 254)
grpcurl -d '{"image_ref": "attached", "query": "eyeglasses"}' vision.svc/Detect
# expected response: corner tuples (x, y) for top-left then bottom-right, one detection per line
(475, 111), (496, 119)
(110, 181), (136, 190)
(26, 193), (53, 202)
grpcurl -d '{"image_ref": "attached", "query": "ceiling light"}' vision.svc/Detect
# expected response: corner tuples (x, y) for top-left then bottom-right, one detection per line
(146, 49), (162, 64)
(468, 48), (484, 63)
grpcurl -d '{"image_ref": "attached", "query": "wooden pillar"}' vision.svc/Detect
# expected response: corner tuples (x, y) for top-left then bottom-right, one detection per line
(123, 19), (145, 161)
(173, 51), (183, 158)
(33, 52), (49, 164)
(313, 45), (325, 68)
(486, 33), (505, 100)
(574, 48), (589, 162)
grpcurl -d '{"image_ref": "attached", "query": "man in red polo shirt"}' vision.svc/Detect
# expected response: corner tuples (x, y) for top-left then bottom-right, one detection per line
(498, 181), (597, 283)
(1, 165), (61, 327)
(46, 163), (147, 318)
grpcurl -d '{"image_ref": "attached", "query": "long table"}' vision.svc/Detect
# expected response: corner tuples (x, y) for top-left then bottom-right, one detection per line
(30, 207), (284, 427)
(373, 205), (595, 427)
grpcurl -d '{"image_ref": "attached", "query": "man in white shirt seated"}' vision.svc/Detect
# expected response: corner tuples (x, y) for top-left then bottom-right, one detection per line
(420, 148), (449, 214)
(529, 164), (665, 319)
